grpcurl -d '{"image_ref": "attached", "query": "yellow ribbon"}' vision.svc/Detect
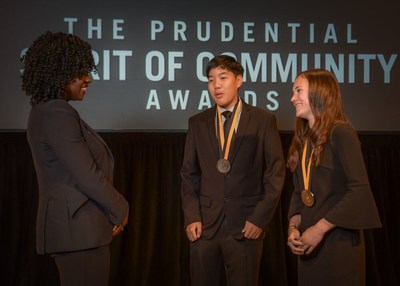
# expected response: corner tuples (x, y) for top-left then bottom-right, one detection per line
(217, 100), (240, 160)
(301, 139), (314, 191)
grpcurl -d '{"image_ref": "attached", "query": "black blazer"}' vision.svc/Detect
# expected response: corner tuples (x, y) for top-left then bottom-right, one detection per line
(288, 123), (382, 231)
(181, 100), (285, 239)
(27, 99), (128, 254)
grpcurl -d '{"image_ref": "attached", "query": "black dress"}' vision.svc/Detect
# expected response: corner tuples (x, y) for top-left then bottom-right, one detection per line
(288, 123), (381, 286)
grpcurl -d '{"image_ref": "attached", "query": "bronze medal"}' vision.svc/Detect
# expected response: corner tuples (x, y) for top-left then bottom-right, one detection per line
(301, 139), (315, 207)
(301, 189), (315, 207)
(216, 101), (240, 175)
(217, 158), (231, 174)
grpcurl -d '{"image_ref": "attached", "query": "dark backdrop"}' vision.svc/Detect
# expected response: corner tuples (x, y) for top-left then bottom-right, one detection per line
(0, 131), (399, 286)
(2, 0), (400, 131)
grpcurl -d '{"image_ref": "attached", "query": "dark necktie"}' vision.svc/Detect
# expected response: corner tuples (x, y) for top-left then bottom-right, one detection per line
(222, 110), (232, 141)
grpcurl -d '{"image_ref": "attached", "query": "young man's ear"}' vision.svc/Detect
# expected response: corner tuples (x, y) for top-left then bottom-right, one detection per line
(236, 74), (243, 89)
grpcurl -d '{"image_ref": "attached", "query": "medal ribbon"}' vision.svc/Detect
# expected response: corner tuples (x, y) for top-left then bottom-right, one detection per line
(217, 99), (240, 160)
(301, 139), (314, 191)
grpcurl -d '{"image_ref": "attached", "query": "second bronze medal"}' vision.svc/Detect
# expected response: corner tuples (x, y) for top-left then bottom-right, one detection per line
(301, 189), (315, 207)
(301, 139), (315, 207)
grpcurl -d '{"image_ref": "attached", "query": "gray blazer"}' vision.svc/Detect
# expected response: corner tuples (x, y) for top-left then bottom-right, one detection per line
(27, 99), (128, 254)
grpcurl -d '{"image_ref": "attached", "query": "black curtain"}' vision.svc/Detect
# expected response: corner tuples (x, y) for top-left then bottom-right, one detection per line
(0, 131), (399, 286)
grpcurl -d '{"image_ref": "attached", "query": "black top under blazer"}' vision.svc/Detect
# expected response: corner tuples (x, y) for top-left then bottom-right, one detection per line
(27, 99), (129, 254)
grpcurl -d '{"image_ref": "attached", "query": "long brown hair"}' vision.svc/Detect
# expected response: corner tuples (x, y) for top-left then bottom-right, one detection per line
(287, 69), (348, 172)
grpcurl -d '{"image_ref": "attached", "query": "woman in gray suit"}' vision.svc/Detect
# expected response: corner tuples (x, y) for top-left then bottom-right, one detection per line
(21, 31), (129, 286)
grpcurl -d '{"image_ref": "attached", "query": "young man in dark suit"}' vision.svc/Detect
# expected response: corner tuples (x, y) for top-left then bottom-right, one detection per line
(180, 55), (285, 286)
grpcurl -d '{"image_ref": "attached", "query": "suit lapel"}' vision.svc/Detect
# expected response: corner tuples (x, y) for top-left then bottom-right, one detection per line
(229, 101), (251, 164)
(205, 105), (220, 159)
(79, 119), (114, 164)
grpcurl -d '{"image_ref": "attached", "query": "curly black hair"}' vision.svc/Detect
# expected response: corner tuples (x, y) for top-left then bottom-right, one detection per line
(21, 31), (96, 105)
